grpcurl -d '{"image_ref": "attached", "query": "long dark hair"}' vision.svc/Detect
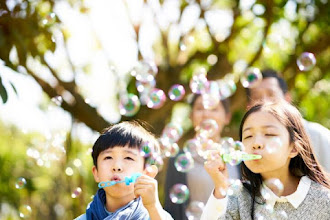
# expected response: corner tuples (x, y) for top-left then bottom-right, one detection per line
(239, 100), (330, 218)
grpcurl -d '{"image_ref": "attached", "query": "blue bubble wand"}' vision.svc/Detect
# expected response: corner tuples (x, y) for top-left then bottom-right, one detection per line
(98, 173), (142, 189)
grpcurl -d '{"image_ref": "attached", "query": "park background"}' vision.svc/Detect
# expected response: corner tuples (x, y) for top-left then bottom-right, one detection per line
(0, 0), (329, 219)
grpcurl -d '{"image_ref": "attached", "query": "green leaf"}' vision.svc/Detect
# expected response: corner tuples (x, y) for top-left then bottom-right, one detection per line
(0, 76), (8, 103)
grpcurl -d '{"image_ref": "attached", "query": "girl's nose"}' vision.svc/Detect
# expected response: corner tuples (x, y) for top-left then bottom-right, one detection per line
(252, 144), (263, 150)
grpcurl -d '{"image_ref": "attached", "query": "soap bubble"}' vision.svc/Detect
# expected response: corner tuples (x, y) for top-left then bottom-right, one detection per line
(15, 177), (27, 189)
(168, 84), (186, 101)
(136, 79), (156, 93)
(196, 119), (219, 139)
(185, 201), (204, 220)
(147, 88), (166, 109)
(119, 94), (141, 116)
(161, 123), (183, 143)
(190, 73), (209, 94)
(183, 139), (200, 158)
(219, 137), (235, 154)
(169, 184), (190, 204)
(264, 178), (284, 196)
(19, 205), (32, 218)
(240, 67), (263, 88)
(71, 187), (82, 198)
(132, 60), (158, 82)
(297, 52), (316, 71)
(140, 141), (153, 157)
(146, 154), (164, 171)
(42, 12), (57, 26)
(159, 139), (179, 158)
(174, 153), (194, 172)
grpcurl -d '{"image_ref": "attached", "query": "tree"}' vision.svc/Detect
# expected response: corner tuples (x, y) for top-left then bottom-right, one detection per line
(1, 0), (329, 135)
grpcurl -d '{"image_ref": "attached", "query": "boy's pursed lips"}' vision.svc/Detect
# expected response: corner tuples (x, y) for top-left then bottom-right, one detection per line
(111, 175), (122, 181)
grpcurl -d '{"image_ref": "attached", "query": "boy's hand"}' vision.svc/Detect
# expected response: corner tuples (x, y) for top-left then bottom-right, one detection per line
(204, 150), (229, 199)
(134, 165), (160, 209)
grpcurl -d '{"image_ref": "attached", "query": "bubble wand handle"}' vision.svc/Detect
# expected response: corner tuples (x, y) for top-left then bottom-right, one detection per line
(98, 173), (142, 189)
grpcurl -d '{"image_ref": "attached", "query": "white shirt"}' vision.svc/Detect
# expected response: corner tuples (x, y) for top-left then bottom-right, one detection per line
(201, 176), (312, 220)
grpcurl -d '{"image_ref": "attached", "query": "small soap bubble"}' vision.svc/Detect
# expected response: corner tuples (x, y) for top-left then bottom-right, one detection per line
(220, 137), (235, 154)
(15, 177), (27, 189)
(169, 184), (190, 204)
(71, 187), (82, 198)
(264, 178), (284, 196)
(197, 138), (216, 159)
(19, 205), (32, 218)
(233, 141), (245, 151)
(146, 154), (164, 171)
(202, 93), (219, 110)
(185, 201), (204, 220)
(159, 140), (179, 158)
(240, 67), (263, 88)
(174, 153), (194, 172)
(189, 73), (209, 94)
(196, 119), (219, 139)
(168, 84), (186, 101)
(51, 96), (63, 106)
(265, 137), (282, 154)
(183, 139), (200, 158)
(136, 79), (156, 93)
(42, 12), (57, 26)
(147, 88), (166, 109)
(297, 52), (316, 71)
(133, 60), (158, 82)
(217, 79), (236, 99)
(119, 94), (141, 117)
(161, 123), (183, 143)
(227, 151), (243, 166)
(140, 141), (153, 157)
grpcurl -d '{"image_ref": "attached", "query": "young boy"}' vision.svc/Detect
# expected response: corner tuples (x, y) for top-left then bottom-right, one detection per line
(75, 121), (173, 220)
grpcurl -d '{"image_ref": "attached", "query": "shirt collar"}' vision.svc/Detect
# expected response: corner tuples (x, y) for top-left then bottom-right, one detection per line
(260, 176), (311, 209)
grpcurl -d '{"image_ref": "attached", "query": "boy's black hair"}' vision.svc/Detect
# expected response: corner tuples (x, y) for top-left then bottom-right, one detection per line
(246, 69), (288, 101)
(92, 121), (159, 168)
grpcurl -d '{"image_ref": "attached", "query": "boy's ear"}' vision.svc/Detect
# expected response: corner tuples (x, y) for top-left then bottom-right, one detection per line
(92, 166), (100, 182)
(143, 165), (158, 178)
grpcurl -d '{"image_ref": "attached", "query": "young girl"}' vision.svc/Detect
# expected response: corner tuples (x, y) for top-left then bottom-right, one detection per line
(201, 100), (330, 220)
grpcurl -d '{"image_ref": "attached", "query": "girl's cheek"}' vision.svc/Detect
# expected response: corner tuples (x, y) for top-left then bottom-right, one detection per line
(264, 137), (283, 154)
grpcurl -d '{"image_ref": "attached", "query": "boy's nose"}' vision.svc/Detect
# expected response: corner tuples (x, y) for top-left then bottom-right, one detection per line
(112, 167), (122, 172)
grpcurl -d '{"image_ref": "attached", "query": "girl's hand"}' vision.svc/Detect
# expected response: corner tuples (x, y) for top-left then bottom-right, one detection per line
(134, 165), (160, 209)
(204, 150), (229, 199)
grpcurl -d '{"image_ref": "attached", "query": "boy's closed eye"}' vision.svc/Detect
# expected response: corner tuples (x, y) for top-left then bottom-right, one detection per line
(125, 157), (135, 161)
(104, 156), (112, 160)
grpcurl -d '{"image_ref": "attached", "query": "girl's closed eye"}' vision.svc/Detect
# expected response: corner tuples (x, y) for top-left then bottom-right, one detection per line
(243, 135), (252, 139)
(104, 156), (112, 160)
(125, 157), (135, 161)
(265, 133), (277, 137)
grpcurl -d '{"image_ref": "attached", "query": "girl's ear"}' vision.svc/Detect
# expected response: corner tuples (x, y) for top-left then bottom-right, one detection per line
(289, 143), (299, 158)
(92, 166), (100, 182)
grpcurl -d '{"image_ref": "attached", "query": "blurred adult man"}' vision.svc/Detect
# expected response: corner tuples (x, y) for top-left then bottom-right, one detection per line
(246, 69), (330, 172)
